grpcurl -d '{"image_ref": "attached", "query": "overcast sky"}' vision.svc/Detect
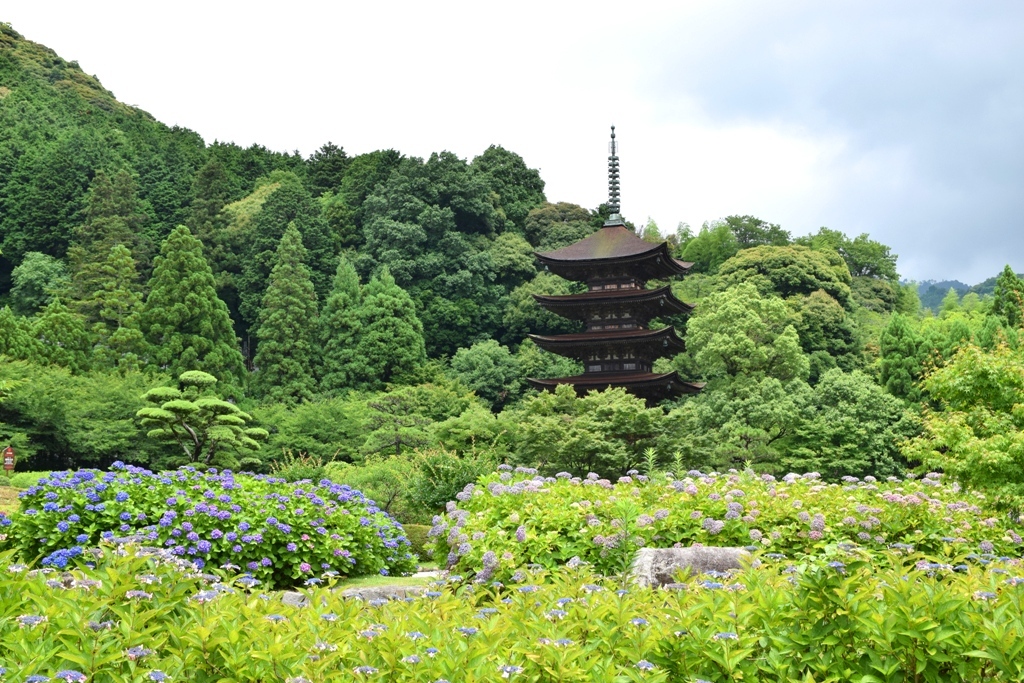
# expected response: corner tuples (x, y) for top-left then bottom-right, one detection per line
(6, 1), (1023, 283)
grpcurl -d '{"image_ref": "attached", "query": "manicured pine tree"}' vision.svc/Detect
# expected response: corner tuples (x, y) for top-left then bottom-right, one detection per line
(318, 255), (362, 394)
(0, 306), (37, 360)
(139, 226), (245, 386)
(252, 223), (319, 404)
(350, 267), (426, 390)
(878, 312), (923, 401)
(30, 299), (92, 373)
(992, 265), (1024, 329)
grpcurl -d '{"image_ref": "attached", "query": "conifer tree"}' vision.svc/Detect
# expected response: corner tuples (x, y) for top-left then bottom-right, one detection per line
(237, 173), (338, 330)
(878, 312), (922, 400)
(992, 265), (1024, 328)
(67, 170), (148, 317)
(86, 244), (147, 370)
(252, 224), (319, 404)
(31, 299), (92, 373)
(350, 267), (426, 390)
(319, 255), (362, 394)
(139, 226), (245, 386)
(0, 306), (36, 360)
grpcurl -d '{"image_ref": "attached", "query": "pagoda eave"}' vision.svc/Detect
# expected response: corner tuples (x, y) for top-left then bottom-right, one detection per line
(532, 285), (694, 320)
(528, 371), (703, 402)
(528, 327), (686, 360)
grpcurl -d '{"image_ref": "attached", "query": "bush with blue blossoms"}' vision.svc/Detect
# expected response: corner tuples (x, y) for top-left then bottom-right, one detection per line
(0, 462), (416, 588)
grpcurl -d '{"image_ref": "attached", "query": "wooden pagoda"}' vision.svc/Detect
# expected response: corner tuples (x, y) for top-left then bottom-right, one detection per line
(527, 127), (702, 402)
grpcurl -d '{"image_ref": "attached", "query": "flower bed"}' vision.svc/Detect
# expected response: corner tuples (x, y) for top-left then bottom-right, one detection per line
(432, 467), (1024, 579)
(0, 463), (416, 588)
(1, 546), (1023, 681)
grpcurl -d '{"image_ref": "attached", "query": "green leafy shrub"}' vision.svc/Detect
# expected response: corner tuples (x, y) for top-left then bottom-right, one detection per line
(0, 545), (1022, 681)
(402, 523), (431, 561)
(270, 450), (327, 482)
(433, 467), (1024, 579)
(0, 462), (415, 588)
(409, 448), (497, 513)
(3, 471), (51, 488)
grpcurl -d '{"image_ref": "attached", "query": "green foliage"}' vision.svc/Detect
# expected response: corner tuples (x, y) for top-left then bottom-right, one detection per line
(304, 141), (348, 197)
(348, 267), (426, 390)
(9, 251), (68, 314)
(507, 385), (663, 478)
(523, 201), (596, 250)
(513, 338), (583, 382)
(407, 447), (498, 513)
(0, 360), (159, 470)
(879, 312), (923, 400)
(668, 375), (812, 471)
(784, 369), (914, 478)
(471, 145), (546, 230)
(4, 470), (50, 488)
(236, 172), (337, 331)
(30, 298), (92, 373)
(0, 542), (1022, 681)
(137, 371), (267, 468)
(904, 343), (1024, 511)
(992, 264), (1024, 328)
(679, 220), (739, 273)
(317, 255), (361, 394)
(502, 271), (584, 344)
(0, 306), (36, 360)
(252, 396), (367, 464)
(717, 245), (853, 308)
(797, 226), (899, 281)
(325, 454), (423, 523)
(450, 340), (520, 409)
(682, 282), (809, 382)
(252, 224), (319, 404)
(139, 226), (245, 386)
(722, 214), (791, 249)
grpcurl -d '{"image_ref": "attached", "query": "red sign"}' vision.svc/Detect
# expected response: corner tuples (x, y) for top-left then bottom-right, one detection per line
(2, 447), (13, 471)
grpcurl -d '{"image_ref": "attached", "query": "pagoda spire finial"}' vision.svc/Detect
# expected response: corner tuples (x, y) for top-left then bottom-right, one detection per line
(605, 125), (623, 226)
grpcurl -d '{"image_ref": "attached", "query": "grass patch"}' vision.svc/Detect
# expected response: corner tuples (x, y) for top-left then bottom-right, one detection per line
(0, 486), (20, 514)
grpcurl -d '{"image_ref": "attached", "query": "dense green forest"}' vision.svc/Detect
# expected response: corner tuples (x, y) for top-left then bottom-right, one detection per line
(3, 23), (1024, 515)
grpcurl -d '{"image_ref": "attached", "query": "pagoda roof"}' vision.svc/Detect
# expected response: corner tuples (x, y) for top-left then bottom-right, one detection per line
(528, 326), (686, 358)
(535, 226), (692, 283)
(532, 285), (694, 317)
(535, 225), (692, 269)
(527, 371), (703, 401)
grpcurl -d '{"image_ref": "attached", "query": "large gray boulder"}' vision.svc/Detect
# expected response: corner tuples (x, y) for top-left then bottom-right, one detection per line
(630, 546), (750, 587)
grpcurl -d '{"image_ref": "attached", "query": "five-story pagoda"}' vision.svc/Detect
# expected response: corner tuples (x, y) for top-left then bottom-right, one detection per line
(527, 127), (702, 402)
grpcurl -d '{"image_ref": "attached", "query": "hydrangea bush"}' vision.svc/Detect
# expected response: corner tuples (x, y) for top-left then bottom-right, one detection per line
(433, 467), (1024, 579)
(1, 546), (1023, 681)
(0, 463), (416, 588)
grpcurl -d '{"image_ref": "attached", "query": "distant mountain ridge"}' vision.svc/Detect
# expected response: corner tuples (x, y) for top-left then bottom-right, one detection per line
(915, 273), (1023, 311)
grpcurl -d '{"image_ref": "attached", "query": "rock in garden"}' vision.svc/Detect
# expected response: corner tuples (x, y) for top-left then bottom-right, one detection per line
(630, 547), (750, 587)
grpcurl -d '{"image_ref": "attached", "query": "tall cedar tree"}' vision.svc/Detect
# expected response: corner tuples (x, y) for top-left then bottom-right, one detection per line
(139, 226), (245, 386)
(87, 244), (147, 370)
(237, 174), (337, 333)
(319, 255), (362, 394)
(67, 170), (148, 319)
(31, 299), (92, 373)
(878, 312), (923, 401)
(305, 142), (349, 198)
(350, 267), (426, 390)
(992, 265), (1024, 329)
(252, 223), (319, 404)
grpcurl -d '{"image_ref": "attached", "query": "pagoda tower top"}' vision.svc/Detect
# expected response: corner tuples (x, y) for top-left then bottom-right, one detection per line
(605, 125), (622, 226)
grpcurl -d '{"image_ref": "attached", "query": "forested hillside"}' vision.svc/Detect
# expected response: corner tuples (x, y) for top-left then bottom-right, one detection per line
(3, 23), (1023, 504)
